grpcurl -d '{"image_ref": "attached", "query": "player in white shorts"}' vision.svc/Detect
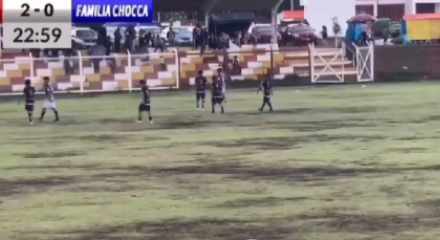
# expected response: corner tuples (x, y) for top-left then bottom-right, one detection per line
(40, 76), (59, 122)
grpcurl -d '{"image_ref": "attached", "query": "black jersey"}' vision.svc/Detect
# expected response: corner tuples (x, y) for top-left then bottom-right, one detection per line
(23, 86), (35, 105)
(141, 86), (150, 105)
(212, 81), (223, 98)
(261, 81), (272, 96)
(195, 76), (207, 93)
(44, 85), (55, 101)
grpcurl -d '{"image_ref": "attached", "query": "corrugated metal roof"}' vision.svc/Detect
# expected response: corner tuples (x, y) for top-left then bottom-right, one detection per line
(155, 0), (285, 12)
(404, 14), (440, 21)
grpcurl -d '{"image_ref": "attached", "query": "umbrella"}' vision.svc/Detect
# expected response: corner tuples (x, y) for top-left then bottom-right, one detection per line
(347, 13), (377, 23)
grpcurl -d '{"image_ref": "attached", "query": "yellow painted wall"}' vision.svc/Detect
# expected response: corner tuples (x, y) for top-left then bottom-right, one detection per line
(408, 19), (440, 40)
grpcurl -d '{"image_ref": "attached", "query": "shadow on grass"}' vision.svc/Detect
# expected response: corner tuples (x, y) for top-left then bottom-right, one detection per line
(30, 218), (294, 240)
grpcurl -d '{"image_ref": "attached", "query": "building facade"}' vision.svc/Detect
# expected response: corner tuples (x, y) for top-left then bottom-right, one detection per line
(356, 0), (440, 20)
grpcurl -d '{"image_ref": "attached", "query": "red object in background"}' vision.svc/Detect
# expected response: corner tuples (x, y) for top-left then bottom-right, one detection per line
(0, 0), (3, 23)
(283, 11), (304, 20)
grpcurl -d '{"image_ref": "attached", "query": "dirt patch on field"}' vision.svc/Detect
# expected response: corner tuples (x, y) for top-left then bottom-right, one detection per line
(298, 212), (437, 233)
(203, 134), (385, 150)
(212, 196), (310, 208)
(14, 151), (85, 158)
(0, 176), (75, 197)
(34, 218), (294, 240)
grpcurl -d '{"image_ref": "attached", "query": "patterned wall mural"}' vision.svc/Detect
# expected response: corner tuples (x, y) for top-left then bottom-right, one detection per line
(0, 44), (356, 94)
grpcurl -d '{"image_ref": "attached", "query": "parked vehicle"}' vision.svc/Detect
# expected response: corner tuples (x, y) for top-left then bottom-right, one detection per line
(249, 24), (280, 43)
(160, 26), (195, 46)
(280, 24), (318, 46)
(71, 27), (98, 49)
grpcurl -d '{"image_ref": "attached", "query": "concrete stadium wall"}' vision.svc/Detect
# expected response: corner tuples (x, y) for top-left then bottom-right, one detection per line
(0, 45), (434, 97)
(374, 45), (440, 82)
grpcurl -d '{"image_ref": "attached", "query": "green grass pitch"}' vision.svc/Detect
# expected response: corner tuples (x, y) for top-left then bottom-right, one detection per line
(1, 83), (440, 240)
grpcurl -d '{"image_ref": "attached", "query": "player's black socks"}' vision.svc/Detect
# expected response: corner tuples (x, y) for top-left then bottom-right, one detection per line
(211, 104), (215, 113)
(201, 101), (205, 109)
(268, 102), (273, 111)
(147, 112), (153, 122)
(40, 109), (46, 120)
(221, 106), (224, 113)
(260, 102), (266, 111)
(53, 109), (59, 121)
(138, 112), (142, 121)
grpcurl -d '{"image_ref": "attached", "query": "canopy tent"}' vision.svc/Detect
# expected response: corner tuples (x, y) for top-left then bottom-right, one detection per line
(210, 12), (255, 24)
(209, 13), (255, 36)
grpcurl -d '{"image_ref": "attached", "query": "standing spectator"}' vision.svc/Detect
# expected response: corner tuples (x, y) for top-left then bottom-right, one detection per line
(199, 27), (207, 54)
(114, 27), (121, 52)
(145, 32), (153, 47)
(88, 44), (106, 74)
(232, 56), (241, 75)
(208, 34), (217, 50)
(153, 35), (164, 52)
(125, 26), (135, 52)
(241, 32), (249, 45)
(167, 28), (176, 47)
(321, 26), (328, 39)
(383, 25), (389, 45)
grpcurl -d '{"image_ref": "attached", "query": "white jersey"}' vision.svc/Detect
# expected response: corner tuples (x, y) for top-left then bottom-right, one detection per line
(43, 85), (57, 109)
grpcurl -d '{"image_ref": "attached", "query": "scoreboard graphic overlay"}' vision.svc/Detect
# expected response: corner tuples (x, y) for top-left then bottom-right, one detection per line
(1, 0), (72, 49)
(0, 0), (154, 49)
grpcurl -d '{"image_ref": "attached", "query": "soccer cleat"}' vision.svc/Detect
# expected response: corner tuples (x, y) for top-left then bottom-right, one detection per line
(150, 120), (153, 124)
(201, 108), (205, 111)
(136, 120), (142, 123)
(28, 121), (33, 125)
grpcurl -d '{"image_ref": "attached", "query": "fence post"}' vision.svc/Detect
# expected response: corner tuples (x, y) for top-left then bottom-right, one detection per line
(308, 43), (314, 83)
(77, 50), (84, 94)
(270, 44), (274, 76)
(172, 48), (179, 89)
(341, 44), (345, 82)
(370, 42), (374, 81)
(29, 52), (34, 81)
(127, 50), (132, 92)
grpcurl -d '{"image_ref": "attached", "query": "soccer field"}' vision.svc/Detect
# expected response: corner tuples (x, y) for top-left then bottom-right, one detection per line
(2, 83), (440, 240)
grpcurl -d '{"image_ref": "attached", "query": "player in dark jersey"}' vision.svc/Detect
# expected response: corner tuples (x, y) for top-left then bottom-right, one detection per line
(211, 77), (225, 114)
(257, 78), (273, 111)
(195, 70), (207, 111)
(40, 76), (60, 122)
(137, 80), (153, 123)
(21, 79), (36, 125)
